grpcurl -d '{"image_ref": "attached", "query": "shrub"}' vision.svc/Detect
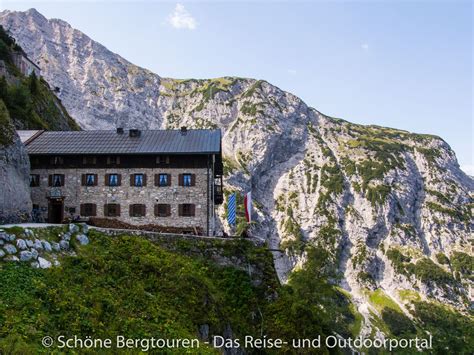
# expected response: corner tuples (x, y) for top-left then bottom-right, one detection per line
(435, 252), (450, 265)
(381, 308), (416, 336)
(450, 252), (473, 276)
(0, 99), (14, 145)
(366, 184), (391, 207)
(386, 248), (411, 275)
(412, 301), (474, 353)
(413, 258), (454, 285)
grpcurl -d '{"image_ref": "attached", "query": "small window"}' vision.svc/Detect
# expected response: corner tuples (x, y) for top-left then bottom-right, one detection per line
(107, 174), (120, 186)
(158, 173), (169, 187)
(50, 156), (64, 165)
(49, 174), (65, 187)
(180, 173), (195, 187)
(183, 174), (192, 186)
(30, 174), (40, 187)
(154, 204), (171, 217)
(80, 203), (96, 217)
(107, 156), (121, 165)
(131, 173), (146, 187)
(82, 156), (97, 165)
(156, 155), (170, 164)
(130, 204), (146, 217)
(179, 203), (195, 217)
(104, 203), (121, 217)
(85, 174), (96, 186)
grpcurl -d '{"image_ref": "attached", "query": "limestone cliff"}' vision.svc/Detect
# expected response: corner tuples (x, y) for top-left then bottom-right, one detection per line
(0, 100), (31, 223)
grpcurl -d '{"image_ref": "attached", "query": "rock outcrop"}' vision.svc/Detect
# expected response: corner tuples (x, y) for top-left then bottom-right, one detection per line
(0, 18), (80, 223)
(0, 223), (88, 267)
(1, 8), (472, 330)
(0, 101), (32, 224)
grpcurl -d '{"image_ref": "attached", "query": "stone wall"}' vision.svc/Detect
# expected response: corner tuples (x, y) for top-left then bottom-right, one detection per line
(30, 167), (215, 234)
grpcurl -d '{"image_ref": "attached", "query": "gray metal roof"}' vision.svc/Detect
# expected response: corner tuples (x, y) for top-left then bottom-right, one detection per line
(21, 129), (222, 155)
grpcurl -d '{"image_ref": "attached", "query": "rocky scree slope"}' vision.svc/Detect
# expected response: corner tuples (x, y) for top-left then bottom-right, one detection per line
(2, 8), (473, 334)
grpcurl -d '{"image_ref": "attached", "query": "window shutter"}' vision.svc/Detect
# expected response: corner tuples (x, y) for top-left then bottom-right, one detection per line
(165, 156), (170, 164)
(48, 175), (53, 186)
(92, 157), (97, 165)
(82, 157), (87, 164)
(166, 204), (171, 217)
(141, 205), (146, 216)
(81, 174), (86, 186)
(107, 156), (111, 165)
(80, 204), (85, 215)
(105, 174), (109, 186)
(116, 204), (121, 216)
(92, 204), (97, 216)
(104, 204), (109, 217)
(178, 174), (183, 186)
(117, 174), (122, 186)
(60, 174), (65, 186)
(191, 174), (196, 186)
(129, 205), (133, 217)
(154, 174), (159, 186)
(116, 156), (121, 165)
(94, 174), (98, 186)
(178, 204), (183, 216)
(190, 204), (195, 216)
(130, 174), (134, 186)
(143, 174), (147, 186)
(154, 204), (159, 217)
(167, 174), (172, 186)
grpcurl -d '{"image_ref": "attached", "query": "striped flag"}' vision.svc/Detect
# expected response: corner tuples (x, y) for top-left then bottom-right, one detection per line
(227, 193), (237, 226)
(244, 191), (252, 223)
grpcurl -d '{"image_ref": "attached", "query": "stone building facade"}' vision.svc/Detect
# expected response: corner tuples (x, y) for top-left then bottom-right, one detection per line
(20, 128), (223, 236)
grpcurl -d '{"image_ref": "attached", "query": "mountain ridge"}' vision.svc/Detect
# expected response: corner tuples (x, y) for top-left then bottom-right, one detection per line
(1, 7), (472, 340)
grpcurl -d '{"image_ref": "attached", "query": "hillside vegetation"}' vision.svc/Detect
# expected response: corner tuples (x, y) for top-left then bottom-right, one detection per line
(0, 227), (472, 354)
(0, 25), (79, 132)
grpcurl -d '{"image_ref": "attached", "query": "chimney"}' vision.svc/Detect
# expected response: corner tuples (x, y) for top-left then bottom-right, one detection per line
(116, 127), (124, 134)
(180, 126), (187, 135)
(129, 129), (141, 137)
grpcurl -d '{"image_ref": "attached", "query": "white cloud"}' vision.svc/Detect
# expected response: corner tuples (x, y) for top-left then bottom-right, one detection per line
(288, 69), (297, 75)
(361, 43), (369, 51)
(461, 164), (474, 176)
(167, 3), (197, 30)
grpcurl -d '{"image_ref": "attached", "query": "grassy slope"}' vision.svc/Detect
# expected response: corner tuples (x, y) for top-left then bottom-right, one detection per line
(0, 229), (355, 354)
(1, 228), (470, 354)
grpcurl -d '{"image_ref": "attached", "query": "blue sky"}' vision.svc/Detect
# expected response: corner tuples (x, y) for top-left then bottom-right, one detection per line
(2, 0), (473, 174)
